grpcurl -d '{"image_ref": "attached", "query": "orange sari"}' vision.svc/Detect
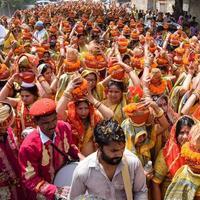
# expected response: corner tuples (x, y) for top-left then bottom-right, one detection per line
(67, 101), (101, 155)
(162, 118), (186, 177)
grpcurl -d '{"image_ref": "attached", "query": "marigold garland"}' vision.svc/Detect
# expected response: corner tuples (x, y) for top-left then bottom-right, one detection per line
(181, 142), (200, 165)
(131, 56), (144, 69)
(123, 103), (138, 113)
(175, 47), (185, 55)
(0, 64), (8, 74)
(0, 64), (10, 80)
(149, 79), (167, 95)
(123, 102), (150, 125)
(84, 53), (106, 70)
(71, 79), (88, 100)
(14, 46), (25, 55)
(108, 65), (124, 80)
(63, 59), (80, 72)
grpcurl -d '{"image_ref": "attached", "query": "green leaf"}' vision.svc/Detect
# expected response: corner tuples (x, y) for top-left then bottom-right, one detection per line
(133, 95), (139, 103)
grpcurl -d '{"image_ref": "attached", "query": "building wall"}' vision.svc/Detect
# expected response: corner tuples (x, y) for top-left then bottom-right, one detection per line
(189, 0), (200, 23)
(132, 0), (174, 12)
(156, 0), (174, 13)
(132, 0), (149, 11)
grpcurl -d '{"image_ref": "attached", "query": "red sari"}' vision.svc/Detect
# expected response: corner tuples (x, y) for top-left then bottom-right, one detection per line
(0, 128), (25, 199)
(14, 101), (35, 145)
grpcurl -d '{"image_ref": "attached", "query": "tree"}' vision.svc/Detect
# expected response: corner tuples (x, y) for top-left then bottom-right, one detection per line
(172, 0), (184, 20)
(0, 0), (34, 16)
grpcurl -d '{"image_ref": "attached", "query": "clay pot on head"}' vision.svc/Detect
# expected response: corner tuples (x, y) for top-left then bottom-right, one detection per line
(123, 102), (150, 125)
(108, 64), (125, 81)
(19, 71), (35, 83)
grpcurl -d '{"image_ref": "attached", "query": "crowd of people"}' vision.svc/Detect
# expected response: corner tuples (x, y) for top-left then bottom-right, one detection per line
(0, 0), (200, 199)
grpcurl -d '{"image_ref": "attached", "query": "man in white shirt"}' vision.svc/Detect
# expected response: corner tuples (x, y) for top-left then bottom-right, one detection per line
(69, 119), (148, 200)
(33, 21), (48, 45)
(0, 24), (6, 48)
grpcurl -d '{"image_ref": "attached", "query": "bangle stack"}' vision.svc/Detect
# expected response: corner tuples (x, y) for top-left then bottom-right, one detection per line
(94, 101), (102, 109)
(6, 81), (13, 89)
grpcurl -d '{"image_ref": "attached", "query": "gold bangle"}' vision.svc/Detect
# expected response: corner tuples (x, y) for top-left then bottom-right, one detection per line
(63, 91), (72, 99)
(155, 109), (164, 118)
(94, 101), (101, 108)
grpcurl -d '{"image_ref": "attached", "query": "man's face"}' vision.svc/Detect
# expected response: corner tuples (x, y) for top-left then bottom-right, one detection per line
(36, 25), (43, 31)
(100, 141), (125, 165)
(36, 112), (57, 137)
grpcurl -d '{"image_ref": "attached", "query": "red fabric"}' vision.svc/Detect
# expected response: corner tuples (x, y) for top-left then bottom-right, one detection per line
(67, 101), (101, 146)
(162, 123), (185, 177)
(29, 98), (56, 116)
(14, 101), (35, 144)
(18, 120), (79, 200)
(0, 128), (26, 199)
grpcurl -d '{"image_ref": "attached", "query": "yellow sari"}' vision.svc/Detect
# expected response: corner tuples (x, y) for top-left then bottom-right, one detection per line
(121, 118), (157, 166)
(152, 149), (172, 199)
(81, 69), (105, 102)
(164, 165), (200, 200)
(102, 95), (127, 125)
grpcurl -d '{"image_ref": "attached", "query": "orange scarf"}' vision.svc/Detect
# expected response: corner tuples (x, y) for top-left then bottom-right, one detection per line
(149, 80), (167, 95)
(67, 101), (101, 146)
(162, 121), (185, 177)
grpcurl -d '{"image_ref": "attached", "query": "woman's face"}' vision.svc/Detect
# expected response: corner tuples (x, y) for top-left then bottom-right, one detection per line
(43, 67), (52, 82)
(43, 53), (50, 62)
(157, 98), (168, 113)
(85, 73), (97, 90)
(21, 90), (36, 106)
(76, 102), (90, 120)
(107, 85), (123, 104)
(177, 125), (191, 146)
(123, 57), (131, 65)
(135, 134), (147, 147)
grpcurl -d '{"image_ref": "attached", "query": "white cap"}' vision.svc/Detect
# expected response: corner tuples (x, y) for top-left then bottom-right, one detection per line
(21, 82), (35, 88)
(147, 161), (152, 166)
